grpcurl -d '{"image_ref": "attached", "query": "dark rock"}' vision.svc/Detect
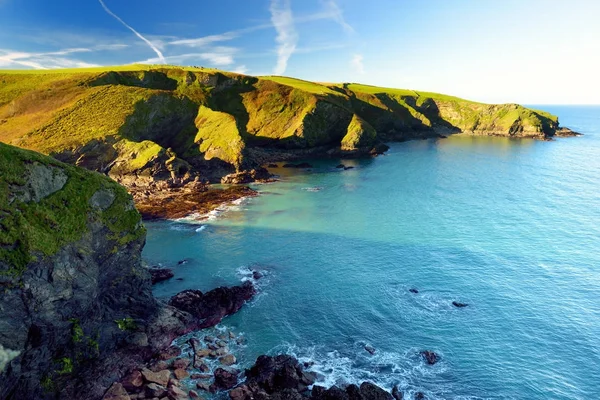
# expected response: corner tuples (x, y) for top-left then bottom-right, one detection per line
(267, 163), (278, 168)
(312, 385), (327, 400)
(221, 168), (273, 184)
(324, 386), (349, 400)
(296, 162), (313, 169)
(188, 338), (201, 354)
(121, 370), (144, 392)
(178, 259), (189, 265)
(252, 270), (264, 280)
(213, 368), (239, 390)
(343, 166), (355, 170)
(102, 382), (130, 400)
(169, 282), (256, 328)
(145, 382), (168, 398)
(414, 393), (425, 400)
(370, 143), (390, 155)
(336, 164), (346, 169)
(282, 163), (297, 168)
(230, 385), (254, 400)
(409, 288), (419, 294)
(392, 385), (403, 400)
(219, 354), (237, 366)
(346, 384), (363, 400)
(420, 351), (439, 365)
(365, 345), (376, 355)
(204, 336), (216, 343)
(359, 382), (393, 400)
(150, 267), (175, 284)
(158, 345), (182, 360)
(245, 354), (315, 394)
(452, 301), (468, 308)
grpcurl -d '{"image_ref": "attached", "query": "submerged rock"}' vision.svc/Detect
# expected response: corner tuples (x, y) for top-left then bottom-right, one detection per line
(365, 345), (376, 355)
(150, 267), (175, 284)
(452, 301), (468, 308)
(409, 288), (419, 294)
(392, 385), (403, 400)
(420, 351), (439, 365)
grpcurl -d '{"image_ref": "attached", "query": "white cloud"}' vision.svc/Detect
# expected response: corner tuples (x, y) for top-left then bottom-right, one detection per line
(98, 0), (165, 63)
(319, 0), (354, 34)
(0, 48), (101, 69)
(270, 0), (298, 75)
(137, 47), (237, 67)
(232, 65), (249, 74)
(169, 32), (239, 48)
(351, 53), (365, 74)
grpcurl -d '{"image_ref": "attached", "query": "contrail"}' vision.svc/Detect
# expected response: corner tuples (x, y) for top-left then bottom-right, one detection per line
(98, 0), (165, 64)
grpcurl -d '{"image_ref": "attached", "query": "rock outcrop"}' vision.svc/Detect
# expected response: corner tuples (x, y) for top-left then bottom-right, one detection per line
(230, 354), (398, 400)
(0, 143), (256, 399)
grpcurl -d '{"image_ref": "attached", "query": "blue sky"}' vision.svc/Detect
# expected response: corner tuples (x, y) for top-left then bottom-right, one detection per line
(0, 0), (599, 104)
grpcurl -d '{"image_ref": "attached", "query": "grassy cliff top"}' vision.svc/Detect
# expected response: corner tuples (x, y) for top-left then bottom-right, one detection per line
(0, 142), (144, 277)
(0, 65), (563, 180)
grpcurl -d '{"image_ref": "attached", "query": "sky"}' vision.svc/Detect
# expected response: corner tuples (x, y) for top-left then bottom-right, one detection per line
(0, 0), (599, 104)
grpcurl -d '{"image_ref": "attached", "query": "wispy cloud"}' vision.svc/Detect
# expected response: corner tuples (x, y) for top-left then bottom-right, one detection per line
(137, 46), (237, 67)
(270, 0), (298, 75)
(169, 32), (239, 48)
(319, 0), (354, 34)
(98, 0), (165, 63)
(351, 54), (365, 74)
(0, 49), (100, 69)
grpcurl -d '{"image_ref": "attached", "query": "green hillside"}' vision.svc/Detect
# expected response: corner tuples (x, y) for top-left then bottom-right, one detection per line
(0, 65), (564, 186)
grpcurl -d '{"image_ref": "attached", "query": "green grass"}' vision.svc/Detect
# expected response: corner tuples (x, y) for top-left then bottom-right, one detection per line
(0, 142), (144, 276)
(260, 75), (346, 98)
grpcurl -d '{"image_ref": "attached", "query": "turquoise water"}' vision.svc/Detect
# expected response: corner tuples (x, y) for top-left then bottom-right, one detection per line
(144, 106), (600, 399)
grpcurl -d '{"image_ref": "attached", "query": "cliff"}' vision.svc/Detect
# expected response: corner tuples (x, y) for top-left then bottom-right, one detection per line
(0, 66), (577, 197)
(0, 141), (158, 398)
(0, 142), (259, 399)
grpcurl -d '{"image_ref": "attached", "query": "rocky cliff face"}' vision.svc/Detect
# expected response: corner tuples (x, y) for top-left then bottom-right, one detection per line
(0, 142), (156, 399)
(0, 142), (258, 399)
(0, 67), (578, 198)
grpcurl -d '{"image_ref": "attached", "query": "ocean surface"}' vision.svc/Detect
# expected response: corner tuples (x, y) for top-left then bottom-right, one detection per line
(144, 106), (600, 400)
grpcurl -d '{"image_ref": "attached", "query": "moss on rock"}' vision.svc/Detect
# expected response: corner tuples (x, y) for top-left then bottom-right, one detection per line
(0, 142), (144, 276)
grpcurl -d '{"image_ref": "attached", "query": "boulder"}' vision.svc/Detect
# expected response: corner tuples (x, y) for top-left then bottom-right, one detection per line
(213, 368), (239, 390)
(365, 345), (376, 355)
(169, 282), (256, 328)
(229, 385), (254, 400)
(219, 354), (237, 366)
(169, 384), (191, 400)
(359, 382), (393, 400)
(244, 354), (315, 394)
(452, 301), (468, 308)
(102, 383), (130, 400)
(391, 385), (403, 400)
(420, 351), (439, 365)
(145, 383), (168, 398)
(121, 370), (144, 392)
(150, 268), (174, 284)
(409, 288), (419, 294)
(174, 368), (190, 380)
(142, 368), (171, 386)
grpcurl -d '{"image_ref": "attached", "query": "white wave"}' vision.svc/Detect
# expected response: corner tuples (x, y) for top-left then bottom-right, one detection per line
(302, 186), (324, 192)
(195, 225), (207, 233)
(270, 343), (451, 399)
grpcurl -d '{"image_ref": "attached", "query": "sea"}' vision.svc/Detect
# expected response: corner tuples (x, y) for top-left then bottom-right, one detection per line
(143, 106), (600, 399)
